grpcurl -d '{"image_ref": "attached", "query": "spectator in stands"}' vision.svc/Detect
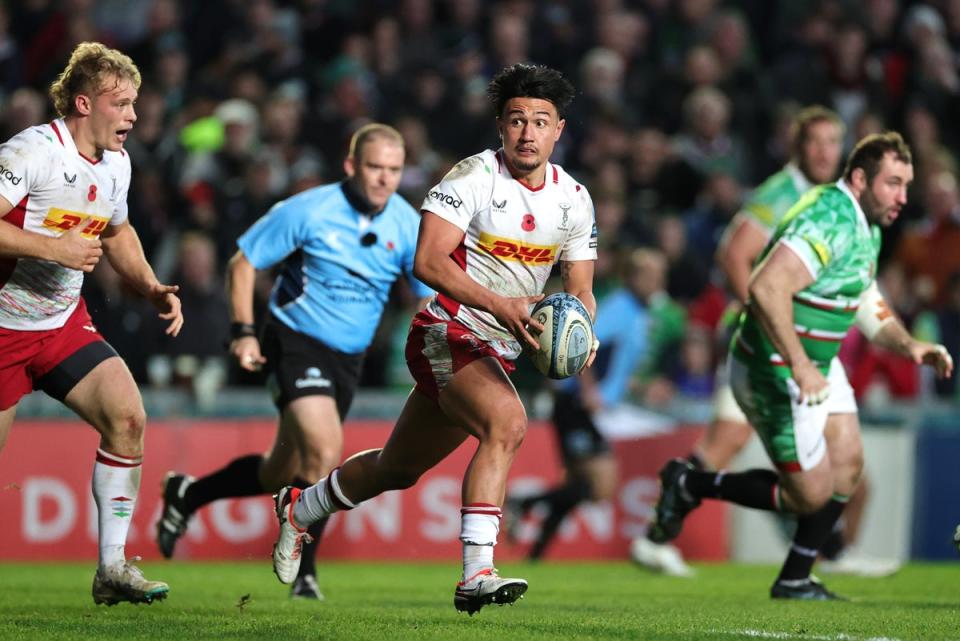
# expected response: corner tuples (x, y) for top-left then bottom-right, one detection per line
(896, 171), (960, 308)
(674, 86), (752, 184)
(625, 127), (702, 244)
(915, 271), (960, 402)
(0, 87), (46, 141)
(155, 232), (230, 393)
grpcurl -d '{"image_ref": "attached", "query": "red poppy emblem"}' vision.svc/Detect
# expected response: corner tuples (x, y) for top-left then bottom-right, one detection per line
(386, 241), (395, 251)
(521, 214), (536, 231)
(87, 185), (97, 202)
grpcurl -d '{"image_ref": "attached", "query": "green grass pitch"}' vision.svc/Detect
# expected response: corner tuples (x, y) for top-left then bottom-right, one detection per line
(0, 561), (957, 641)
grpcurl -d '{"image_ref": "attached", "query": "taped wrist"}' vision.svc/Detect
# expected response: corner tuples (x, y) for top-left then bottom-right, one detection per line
(854, 281), (894, 340)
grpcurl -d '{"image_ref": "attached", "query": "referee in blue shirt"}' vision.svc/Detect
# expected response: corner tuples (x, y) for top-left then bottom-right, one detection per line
(156, 124), (431, 599)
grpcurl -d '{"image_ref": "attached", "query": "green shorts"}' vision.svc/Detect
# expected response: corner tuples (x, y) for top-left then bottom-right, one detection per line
(728, 356), (857, 472)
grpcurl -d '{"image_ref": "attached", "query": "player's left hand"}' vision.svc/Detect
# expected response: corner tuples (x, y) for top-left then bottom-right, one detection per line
(911, 341), (954, 379)
(147, 283), (184, 337)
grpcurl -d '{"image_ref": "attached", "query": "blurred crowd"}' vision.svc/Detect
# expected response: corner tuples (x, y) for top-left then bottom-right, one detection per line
(4, 0), (960, 404)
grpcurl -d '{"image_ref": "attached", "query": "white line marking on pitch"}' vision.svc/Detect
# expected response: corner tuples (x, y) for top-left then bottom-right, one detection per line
(710, 628), (909, 641)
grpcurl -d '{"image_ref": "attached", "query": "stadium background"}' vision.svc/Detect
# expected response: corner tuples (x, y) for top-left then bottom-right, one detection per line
(1, 0), (960, 564)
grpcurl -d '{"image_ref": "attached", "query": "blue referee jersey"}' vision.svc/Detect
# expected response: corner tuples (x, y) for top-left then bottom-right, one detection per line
(557, 288), (649, 406)
(238, 182), (432, 354)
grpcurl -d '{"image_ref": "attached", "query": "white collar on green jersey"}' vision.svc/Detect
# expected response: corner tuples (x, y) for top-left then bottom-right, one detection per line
(785, 162), (813, 194)
(836, 179), (870, 233)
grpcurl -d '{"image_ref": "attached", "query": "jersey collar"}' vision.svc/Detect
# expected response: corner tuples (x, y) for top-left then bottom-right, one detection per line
(836, 179), (870, 233)
(340, 179), (385, 218)
(495, 148), (557, 192)
(51, 118), (106, 165)
(785, 162), (812, 194)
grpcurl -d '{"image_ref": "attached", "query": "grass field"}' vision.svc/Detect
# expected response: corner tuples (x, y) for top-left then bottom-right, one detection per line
(0, 561), (957, 641)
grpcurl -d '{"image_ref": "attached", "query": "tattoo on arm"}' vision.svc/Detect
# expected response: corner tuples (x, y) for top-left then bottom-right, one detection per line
(561, 261), (573, 286)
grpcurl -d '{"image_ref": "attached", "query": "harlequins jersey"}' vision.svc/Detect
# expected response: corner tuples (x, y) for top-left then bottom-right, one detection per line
(421, 149), (597, 359)
(0, 120), (131, 330)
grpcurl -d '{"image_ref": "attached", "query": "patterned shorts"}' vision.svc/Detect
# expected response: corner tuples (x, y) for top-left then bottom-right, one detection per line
(405, 310), (515, 401)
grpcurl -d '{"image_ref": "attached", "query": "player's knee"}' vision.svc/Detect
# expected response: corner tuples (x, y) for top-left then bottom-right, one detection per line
(302, 445), (342, 479)
(486, 416), (527, 452)
(103, 406), (146, 444)
(591, 478), (617, 502)
(731, 423), (754, 450)
(830, 445), (864, 490)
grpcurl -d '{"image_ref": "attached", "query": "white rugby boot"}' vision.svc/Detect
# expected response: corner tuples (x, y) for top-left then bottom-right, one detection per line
(454, 567), (528, 615)
(818, 554), (901, 578)
(630, 537), (695, 577)
(272, 486), (313, 584)
(92, 558), (169, 605)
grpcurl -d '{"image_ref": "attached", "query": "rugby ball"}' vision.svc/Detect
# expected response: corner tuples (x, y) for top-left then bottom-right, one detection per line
(528, 293), (594, 380)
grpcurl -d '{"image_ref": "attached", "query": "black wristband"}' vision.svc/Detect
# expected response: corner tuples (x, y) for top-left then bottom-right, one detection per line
(230, 322), (257, 340)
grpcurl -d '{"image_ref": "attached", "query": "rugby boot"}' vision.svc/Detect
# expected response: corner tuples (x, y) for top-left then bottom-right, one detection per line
(630, 537), (695, 577)
(648, 458), (700, 543)
(770, 576), (846, 601)
(92, 558), (169, 605)
(454, 568), (528, 615)
(290, 573), (325, 601)
(156, 472), (193, 559)
(272, 486), (313, 584)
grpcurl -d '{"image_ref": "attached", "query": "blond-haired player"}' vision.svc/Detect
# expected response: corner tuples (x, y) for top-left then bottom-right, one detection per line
(0, 42), (182, 605)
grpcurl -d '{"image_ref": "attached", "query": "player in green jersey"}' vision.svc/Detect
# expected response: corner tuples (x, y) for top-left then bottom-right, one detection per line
(633, 106), (846, 576)
(648, 132), (953, 600)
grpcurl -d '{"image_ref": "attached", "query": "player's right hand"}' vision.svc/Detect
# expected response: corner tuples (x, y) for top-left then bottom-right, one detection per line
(54, 220), (102, 272)
(790, 360), (830, 406)
(492, 293), (544, 351)
(231, 336), (266, 372)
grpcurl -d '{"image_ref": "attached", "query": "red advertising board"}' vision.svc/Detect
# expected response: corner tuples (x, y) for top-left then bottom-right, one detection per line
(0, 420), (726, 561)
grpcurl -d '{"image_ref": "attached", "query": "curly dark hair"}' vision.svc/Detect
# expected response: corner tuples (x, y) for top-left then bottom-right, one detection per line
(843, 131), (913, 183)
(487, 63), (575, 119)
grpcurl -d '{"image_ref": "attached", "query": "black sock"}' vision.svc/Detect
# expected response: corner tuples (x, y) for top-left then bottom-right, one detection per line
(686, 452), (706, 471)
(292, 476), (329, 578)
(183, 454), (264, 514)
(528, 478), (591, 560)
(684, 468), (780, 511)
(819, 517), (847, 561)
(519, 481), (577, 513)
(777, 497), (847, 582)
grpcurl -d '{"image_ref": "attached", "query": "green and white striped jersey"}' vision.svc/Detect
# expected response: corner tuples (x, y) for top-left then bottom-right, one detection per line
(741, 163), (813, 238)
(734, 180), (881, 374)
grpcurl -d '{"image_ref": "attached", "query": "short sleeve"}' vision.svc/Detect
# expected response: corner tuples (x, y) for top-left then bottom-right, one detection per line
(778, 210), (848, 281)
(420, 154), (490, 231)
(559, 184), (598, 262)
(237, 198), (311, 269)
(0, 128), (52, 207)
(109, 156), (131, 225)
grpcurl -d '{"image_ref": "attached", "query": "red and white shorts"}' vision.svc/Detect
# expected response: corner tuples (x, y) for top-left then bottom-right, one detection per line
(405, 310), (515, 401)
(0, 297), (117, 410)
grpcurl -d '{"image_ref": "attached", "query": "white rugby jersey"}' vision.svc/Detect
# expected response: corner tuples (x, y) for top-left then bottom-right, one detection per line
(0, 119), (131, 330)
(421, 148), (597, 359)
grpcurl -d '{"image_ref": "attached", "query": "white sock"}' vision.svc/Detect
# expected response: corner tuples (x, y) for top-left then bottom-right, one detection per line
(294, 467), (355, 526)
(460, 504), (501, 582)
(92, 448), (142, 568)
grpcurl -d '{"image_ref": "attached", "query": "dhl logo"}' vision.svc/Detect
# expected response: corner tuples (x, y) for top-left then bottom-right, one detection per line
(41, 208), (109, 238)
(477, 232), (557, 264)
